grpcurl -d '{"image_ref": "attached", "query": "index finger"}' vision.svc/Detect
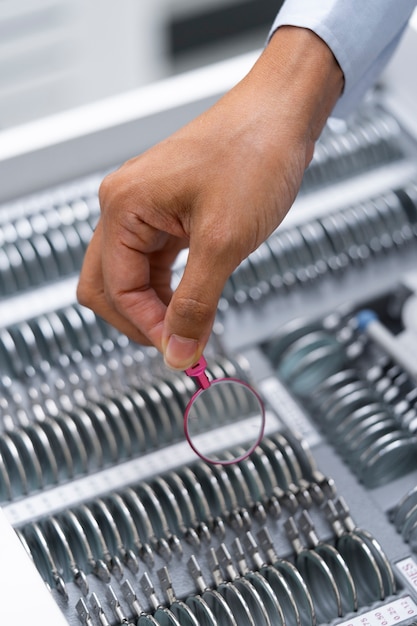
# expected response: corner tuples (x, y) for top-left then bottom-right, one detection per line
(78, 220), (167, 348)
(101, 215), (173, 349)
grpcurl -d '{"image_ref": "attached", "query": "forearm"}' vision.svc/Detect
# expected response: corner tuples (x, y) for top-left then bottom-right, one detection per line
(251, 25), (344, 163)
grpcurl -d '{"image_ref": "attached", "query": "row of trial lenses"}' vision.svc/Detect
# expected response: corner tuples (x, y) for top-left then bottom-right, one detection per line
(72, 511), (396, 626)
(0, 301), (249, 418)
(17, 431), (323, 596)
(0, 376), (190, 501)
(266, 317), (417, 487)
(365, 359), (417, 435)
(0, 212), (98, 295)
(301, 104), (404, 193)
(0, 104), (401, 298)
(125, 509), (395, 626)
(0, 321), (123, 429)
(76, 550), (315, 626)
(77, 558), (310, 626)
(315, 358), (417, 487)
(22, 517), (397, 626)
(20, 492), (181, 598)
(325, 498), (397, 601)
(184, 545), (317, 626)
(0, 352), (263, 502)
(0, 302), (121, 379)
(290, 504), (396, 617)
(395, 182), (417, 233)
(265, 316), (352, 398)
(146, 432), (318, 541)
(185, 514), (395, 626)
(284, 516), (387, 623)
(75, 575), (213, 626)
(0, 370), (187, 500)
(0, 302), (164, 428)
(0, 187), (100, 295)
(221, 185), (417, 307)
(0, 213), (94, 296)
(175, 519), (394, 626)
(0, 338), (156, 431)
(0, 105), (405, 300)
(0, 171), (102, 226)
(390, 485), (417, 551)
(0, 373), (178, 498)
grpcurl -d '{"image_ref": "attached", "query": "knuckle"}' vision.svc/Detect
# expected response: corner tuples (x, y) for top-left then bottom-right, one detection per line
(98, 169), (127, 214)
(76, 272), (111, 312)
(76, 280), (93, 309)
(98, 172), (114, 205)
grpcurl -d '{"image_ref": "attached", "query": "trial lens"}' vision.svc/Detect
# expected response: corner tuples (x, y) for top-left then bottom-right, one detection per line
(184, 356), (266, 465)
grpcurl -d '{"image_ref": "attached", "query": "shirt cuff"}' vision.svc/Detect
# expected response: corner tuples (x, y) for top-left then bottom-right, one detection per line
(268, 0), (416, 118)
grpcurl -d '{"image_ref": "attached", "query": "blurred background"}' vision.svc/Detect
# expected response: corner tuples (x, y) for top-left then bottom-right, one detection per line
(0, 0), (282, 130)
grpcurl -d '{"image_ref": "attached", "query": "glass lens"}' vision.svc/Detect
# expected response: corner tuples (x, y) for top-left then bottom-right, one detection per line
(184, 378), (265, 465)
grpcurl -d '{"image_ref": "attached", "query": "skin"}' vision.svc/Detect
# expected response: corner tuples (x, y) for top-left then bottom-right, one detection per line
(77, 26), (344, 370)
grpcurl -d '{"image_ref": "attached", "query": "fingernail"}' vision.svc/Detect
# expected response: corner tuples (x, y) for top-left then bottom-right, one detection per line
(164, 334), (199, 370)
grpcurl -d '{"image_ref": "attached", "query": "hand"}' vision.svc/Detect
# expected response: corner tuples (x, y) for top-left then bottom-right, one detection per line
(77, 26), (343, 369)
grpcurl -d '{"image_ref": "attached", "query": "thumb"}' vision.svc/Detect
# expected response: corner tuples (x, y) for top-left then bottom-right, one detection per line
(162, 245), (234, 369)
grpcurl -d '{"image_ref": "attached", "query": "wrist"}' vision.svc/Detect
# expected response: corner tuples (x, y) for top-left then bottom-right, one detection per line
(249, 25), (344, 165)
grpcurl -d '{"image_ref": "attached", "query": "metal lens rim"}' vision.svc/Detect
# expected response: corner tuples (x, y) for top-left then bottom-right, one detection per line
(184, 377), (266, 466)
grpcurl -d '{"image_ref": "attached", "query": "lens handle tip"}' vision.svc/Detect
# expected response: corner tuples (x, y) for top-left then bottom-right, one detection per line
(185, 356), (211, 390)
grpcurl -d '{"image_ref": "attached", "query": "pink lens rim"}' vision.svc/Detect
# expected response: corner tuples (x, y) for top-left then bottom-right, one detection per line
(183, 376), (266, 465)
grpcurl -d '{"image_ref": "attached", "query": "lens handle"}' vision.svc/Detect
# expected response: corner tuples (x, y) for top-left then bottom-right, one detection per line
(185, 356), (211, 390)
(184, 355), (266, 465)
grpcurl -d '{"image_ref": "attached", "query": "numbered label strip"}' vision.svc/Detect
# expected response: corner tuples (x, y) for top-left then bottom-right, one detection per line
(337, 595), (417, 626)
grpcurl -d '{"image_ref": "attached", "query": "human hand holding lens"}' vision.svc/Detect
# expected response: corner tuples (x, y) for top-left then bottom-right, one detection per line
(184, 356), (266, 465)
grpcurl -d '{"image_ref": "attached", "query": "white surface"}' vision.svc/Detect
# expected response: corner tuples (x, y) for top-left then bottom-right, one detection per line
(0, 50), (257, 162)
(0, 508), (68, 625)
(260, 376), (321, 446)
(396, 557), (417, 595)
(0, 49), (258, 203)
(0, 0), (171, 129)
(402, 295), (417, 333)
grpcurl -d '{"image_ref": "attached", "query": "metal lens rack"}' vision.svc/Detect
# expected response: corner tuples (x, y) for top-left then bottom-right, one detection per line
(1, 95), (417, 626)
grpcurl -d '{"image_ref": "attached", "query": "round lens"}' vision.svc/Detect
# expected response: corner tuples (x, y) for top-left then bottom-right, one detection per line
(184, 378), (265, 465)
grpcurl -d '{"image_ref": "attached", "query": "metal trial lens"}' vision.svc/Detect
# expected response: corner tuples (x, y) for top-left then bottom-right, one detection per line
(184, 356), (266, 465)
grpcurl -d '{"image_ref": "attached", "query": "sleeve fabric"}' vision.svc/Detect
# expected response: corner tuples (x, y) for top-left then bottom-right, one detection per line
(269, 0), (417, 117)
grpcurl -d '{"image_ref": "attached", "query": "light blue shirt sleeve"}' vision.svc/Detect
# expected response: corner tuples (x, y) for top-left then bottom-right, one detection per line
(269, 0), (417, 117)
